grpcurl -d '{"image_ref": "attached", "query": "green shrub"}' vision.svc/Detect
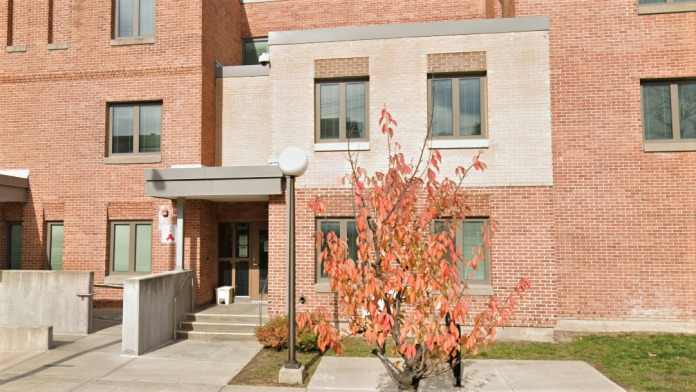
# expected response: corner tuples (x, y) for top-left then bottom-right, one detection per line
(255, 315), (319, 352)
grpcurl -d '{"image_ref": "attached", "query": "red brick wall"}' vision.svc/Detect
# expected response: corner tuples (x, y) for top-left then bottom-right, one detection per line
(267, 186), (556, 327)
(240, 0), (486, 38)
(513, 0), (696, 321)
(252, 0), (696, 324)
(0, 1), (231, 305)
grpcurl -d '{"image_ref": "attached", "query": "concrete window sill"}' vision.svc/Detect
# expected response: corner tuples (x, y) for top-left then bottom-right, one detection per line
(5, 45), (27, 53)
(48, 43), (70, 51)
(644, 140), (696, 152)
(314, 141), (370, 152)
(465, 284), (494, 296)
(315, 282), (332, 293)
(430, 138), (489, 150)
(638, 2), (696, 14)
(104, 153), (161, 165)
(110, 37), (156, 46)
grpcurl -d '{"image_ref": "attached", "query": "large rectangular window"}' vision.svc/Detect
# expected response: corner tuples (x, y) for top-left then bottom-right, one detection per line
(428, 75), (487, 138)
(8, 223), (21, 269)
(114, 0), (155, 39)
(315, 80), (369, 142)
(642, 80), (696, 151)
(109, 221), (152, 275)
(47, 222), (64, 271)
(316, 219), (358, 282)
(108, 102), (161, 156)
(242, 38), (268, 65)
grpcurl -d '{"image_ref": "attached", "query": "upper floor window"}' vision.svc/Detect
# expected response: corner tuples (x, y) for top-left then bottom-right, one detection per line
(316, 218), (358, 282)
(638, 0), (696, 14)
(242, 38), (268, 65)
(642, 80), (696, 151)
(315, 80), (369, 142)
(108, 102), (162, 157)
(114, 0), (155, 39)
(428, 75), (487, 139)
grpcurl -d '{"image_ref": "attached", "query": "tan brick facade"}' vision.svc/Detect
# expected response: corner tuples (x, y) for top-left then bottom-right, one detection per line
(427, 52), (487, 74)
(315, 57), (369, 79)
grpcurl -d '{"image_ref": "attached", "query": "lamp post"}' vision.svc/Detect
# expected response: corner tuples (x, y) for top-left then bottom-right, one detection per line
(278, 147), (308, 376)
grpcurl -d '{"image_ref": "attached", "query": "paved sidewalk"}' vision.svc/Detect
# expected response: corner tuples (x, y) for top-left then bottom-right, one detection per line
(308, 357), (626, 392)
(0, 317), (261, 392)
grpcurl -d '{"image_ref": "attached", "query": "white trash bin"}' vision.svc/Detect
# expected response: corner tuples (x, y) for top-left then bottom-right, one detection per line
(216, 286), (234, 305)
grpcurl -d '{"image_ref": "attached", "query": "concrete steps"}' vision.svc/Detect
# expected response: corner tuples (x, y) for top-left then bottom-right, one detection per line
(176, 303), (267, 342)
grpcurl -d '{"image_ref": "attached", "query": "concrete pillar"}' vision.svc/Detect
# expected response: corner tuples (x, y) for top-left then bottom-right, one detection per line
(176, 198), (185, 271)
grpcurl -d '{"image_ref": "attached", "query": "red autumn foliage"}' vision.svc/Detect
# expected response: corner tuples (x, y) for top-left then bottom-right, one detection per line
(309, 107), (530, 390)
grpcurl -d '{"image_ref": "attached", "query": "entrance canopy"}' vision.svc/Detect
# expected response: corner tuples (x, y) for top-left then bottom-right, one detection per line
(0, 173), (29, 203)
(144, 165), (284, 201)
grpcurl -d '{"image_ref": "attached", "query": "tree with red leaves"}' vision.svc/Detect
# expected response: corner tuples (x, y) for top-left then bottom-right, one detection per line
(309, 107), (531, 390)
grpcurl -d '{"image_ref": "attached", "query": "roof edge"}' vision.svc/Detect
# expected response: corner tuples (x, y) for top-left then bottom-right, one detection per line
(269, 16), (550, 46)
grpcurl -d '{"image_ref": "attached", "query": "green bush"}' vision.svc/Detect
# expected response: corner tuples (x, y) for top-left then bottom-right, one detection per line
(255, 316), (319, 352)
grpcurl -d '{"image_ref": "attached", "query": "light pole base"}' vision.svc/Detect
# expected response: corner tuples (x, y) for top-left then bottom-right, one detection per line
(279, 364), (305, 385)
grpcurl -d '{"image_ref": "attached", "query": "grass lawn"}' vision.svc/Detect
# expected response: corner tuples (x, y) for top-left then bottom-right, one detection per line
(230, 334), (696, 391)
(474, 334), (696, 392)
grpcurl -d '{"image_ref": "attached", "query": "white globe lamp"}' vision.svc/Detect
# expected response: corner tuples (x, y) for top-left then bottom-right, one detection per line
(278, 147), (309, 177)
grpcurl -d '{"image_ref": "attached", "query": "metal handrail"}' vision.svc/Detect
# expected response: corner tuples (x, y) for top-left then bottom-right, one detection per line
(258, 280), (268, 326)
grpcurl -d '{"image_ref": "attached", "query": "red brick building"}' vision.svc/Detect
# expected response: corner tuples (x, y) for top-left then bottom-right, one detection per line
(1, 0), (694, 337)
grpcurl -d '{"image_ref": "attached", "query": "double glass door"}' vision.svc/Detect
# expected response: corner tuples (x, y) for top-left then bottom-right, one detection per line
(218, 222), (268, 300)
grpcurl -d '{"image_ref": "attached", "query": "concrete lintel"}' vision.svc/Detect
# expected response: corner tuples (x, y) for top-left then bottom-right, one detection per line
(0, 173), (28, 189)
(145, 165), (282, 181)
(270, 16), (550, 46)
(218, 64), (270, 78)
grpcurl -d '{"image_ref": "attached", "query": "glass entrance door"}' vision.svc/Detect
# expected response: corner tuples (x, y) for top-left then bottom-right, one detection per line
(234, 223), (251, 296)
(218, 221), (268, 300)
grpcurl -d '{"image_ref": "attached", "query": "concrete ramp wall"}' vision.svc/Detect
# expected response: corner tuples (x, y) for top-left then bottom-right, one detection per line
(0, 270), (93, 334)
(122, 270), (193, 356)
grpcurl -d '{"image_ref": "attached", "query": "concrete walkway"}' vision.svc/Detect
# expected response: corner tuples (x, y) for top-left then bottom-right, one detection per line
(308, 357), (626, 392)
(0, 311), (261, 392)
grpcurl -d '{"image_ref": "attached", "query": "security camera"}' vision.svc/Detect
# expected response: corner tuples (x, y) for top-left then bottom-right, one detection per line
(258, 52), (270, 67)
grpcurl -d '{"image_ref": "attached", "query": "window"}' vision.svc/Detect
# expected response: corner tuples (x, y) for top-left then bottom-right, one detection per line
(109, 221), (152, 275)
(108, 102), (161, 156)
(638, 0), (696, 14)
(315, 80), (369, 142)
(428, 75), (487, 139)
(6, 0), (13, 46)
(242, 38), (268, 65)
(47, 222), (64, 271)
(642, 80), (696, 151)
(434, 218), (491, 285)
(7, 223), (21, 269)
(316, 219), (358, 282)
(114, 0), (155, 39)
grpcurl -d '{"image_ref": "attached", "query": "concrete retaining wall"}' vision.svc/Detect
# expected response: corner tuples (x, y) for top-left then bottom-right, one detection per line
(0, 271), (93, 334)
(122, 270), (193, 356)
(0, 325), (52, 352)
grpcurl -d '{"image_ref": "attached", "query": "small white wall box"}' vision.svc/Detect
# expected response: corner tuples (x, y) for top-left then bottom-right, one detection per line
(216, 286), (234, 305)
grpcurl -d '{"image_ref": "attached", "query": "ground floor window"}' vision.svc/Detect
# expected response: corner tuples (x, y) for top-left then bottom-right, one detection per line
(8, 223), (21, 269)
(109, 221), (152, 275)
(434, 218), (491, 285)
(316, 218), (358, 282)
(47, 222), (64, 271)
